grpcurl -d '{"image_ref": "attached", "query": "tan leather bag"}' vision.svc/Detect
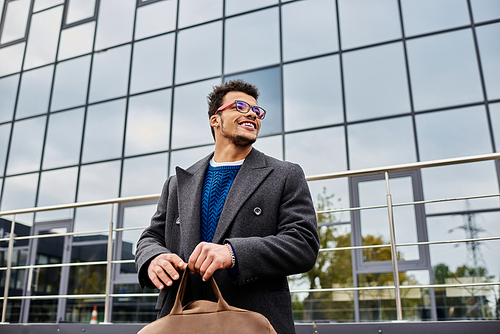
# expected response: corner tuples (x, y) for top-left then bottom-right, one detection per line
(137, 271), (277, 334)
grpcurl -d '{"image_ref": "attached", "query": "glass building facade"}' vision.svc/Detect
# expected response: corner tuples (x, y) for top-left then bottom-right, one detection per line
(0, 0), (500, 324)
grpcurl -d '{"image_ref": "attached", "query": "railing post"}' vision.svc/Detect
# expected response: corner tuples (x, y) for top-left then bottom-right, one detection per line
(1, 215), (16, 324)
(385, 172), (403, 321)
(103, 204), (114, 324)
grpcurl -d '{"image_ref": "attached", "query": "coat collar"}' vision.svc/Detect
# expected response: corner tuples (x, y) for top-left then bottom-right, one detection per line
(175, 148), (273, 256)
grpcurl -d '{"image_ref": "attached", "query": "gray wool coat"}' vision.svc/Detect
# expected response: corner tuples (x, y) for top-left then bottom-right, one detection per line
(135, 148), (319, 334)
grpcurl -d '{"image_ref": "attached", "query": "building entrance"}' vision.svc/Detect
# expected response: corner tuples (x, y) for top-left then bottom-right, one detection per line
(21, 220), (72, 323)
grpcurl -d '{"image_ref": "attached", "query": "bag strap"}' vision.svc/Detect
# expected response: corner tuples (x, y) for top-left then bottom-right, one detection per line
(170, 270), (231, 315)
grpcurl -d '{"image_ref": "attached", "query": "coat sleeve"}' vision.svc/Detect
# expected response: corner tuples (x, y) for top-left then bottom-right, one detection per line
(135, 176), (175, 289)
(226, 162), (319, 285)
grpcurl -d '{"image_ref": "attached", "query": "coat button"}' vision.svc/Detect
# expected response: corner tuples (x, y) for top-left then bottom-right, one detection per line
(253, 207), (262, 216)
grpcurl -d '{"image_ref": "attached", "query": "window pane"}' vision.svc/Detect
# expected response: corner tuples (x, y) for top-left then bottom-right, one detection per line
(121, 154), (167, 197)
(252, 135), (282, 161)
(343, 43), (410, 122)
(43, 108), (84, 169)
(225, 8), (279, 74)
(135, 0), (177, 40)
(308, 178), (350, 222)
(0, 42), (25, 76)
(16, 65), (54, 119)
(0, 124), (11, 176)
(490, 102), (500, 151)
(175, 22), (222, 84)
(416, 106), (492, 161)
(282, 0), (338, 62)
(58, 22), (95, 61)
(0, 74), (19, 123)
(169, 145), (214, 176)
(178, 0), (222, 28)
(33, 0), (64, 12)
(51, 56), (91, 111)
(407, 30), (483, 111)
(89, 45), (131, 103)
(476, 23), (500, 100)
(82, 99), (125, 163)
(74, 204), (115, 232)
(7, 116), (46, 175)
(125, 90), (171, 156)
(338, 0), (401, 49)
(358, 177), (419, 261)
(66, 0), (96, 25)
(285, 127), (347, 176)
(36, 167), (78, 221)
(121, 204), (157, 266)
(427, 213), (500, 320)
(421, 161), (499, 214)
(77, 161), (120, 202)
(130, 34), (175, 94)
(95, 0), (135, 50)
(348, 117), (416, 170)
(1, 173), (38, 211)
(171, 79), (219, 149)
(291, 224), (354, 323)
(0, 0), (30, 44)
(401, 0), (470, 36)
(283, 56), (342, 131)
(226, 66), (282, 136)
(225, 0), (277, 16)
(471, 0), (500, 23)
(24, 6), (63, 70)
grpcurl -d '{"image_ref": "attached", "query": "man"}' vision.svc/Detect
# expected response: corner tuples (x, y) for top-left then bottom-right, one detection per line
(135, 79), (319, 333)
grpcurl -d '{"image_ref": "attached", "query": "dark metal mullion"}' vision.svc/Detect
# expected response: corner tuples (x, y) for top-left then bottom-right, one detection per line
(166, 0), (181, 177)
(396, 2), (437, 322)
(0, 0), (7, 37)
(10, 0), (36, 324)
(33, 1), (66, 216)
(278, 1), (285, 161)
(221, 0), (225, 80)
(466, 0), (495, 153)
(73, 0), (101, 204)
(334, 3), (349, 172)
(335, 0), (359, 323)
(397, 0), (420, 164)
(0, 0), (34, 210)
(118, 0), (139, 198)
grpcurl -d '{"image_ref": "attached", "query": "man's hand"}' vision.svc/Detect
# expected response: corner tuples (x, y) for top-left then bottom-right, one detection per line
(148, 253), (187, 290)
(188, 242), (233, 281)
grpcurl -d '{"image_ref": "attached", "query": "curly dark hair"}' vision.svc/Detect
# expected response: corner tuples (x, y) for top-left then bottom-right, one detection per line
(207, 79), (259, 139)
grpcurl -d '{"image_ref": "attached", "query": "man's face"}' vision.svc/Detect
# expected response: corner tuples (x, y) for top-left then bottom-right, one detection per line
(214, 91), (261, 146)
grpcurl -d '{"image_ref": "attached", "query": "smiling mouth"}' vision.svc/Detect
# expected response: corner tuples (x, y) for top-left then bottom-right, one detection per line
(239, 121), (256, 130)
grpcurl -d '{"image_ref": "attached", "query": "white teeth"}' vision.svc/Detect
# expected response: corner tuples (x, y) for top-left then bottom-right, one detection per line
(241, 122), (255, 129)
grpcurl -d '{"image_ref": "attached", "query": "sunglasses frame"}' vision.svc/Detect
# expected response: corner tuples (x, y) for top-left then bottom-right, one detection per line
(215, 100), (266, 120)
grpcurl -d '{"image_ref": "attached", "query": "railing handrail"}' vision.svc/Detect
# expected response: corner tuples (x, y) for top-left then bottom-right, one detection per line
(0, 153), (498, 218)
(305, 152), (500, 181)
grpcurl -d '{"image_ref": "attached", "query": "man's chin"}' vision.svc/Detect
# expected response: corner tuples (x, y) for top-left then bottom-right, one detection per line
(233, 135), (256, 147)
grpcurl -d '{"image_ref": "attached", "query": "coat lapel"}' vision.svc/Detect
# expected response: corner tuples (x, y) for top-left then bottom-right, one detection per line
(175, 153), (212, 259)
(212, 149), (273, 244)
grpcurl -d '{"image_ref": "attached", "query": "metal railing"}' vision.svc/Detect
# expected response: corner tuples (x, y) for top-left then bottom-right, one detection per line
(1, 153), (500, 323)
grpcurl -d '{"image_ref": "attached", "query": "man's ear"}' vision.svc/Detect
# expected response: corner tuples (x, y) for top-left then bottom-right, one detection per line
(210, 115), (219, 129)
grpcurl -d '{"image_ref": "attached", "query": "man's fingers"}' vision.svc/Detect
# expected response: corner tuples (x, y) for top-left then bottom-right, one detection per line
(148, 253), (187, 289)
(188, 242), (233, 281)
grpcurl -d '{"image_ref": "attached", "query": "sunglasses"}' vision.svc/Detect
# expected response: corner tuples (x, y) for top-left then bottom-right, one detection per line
(215, 100), (266, 120)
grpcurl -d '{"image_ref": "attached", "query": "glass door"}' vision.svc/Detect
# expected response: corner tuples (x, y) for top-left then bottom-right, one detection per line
(22, 220), (72, 323)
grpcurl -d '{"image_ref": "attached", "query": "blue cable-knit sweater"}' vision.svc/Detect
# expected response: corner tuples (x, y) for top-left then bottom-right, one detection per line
(200, 163), (241, 242)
